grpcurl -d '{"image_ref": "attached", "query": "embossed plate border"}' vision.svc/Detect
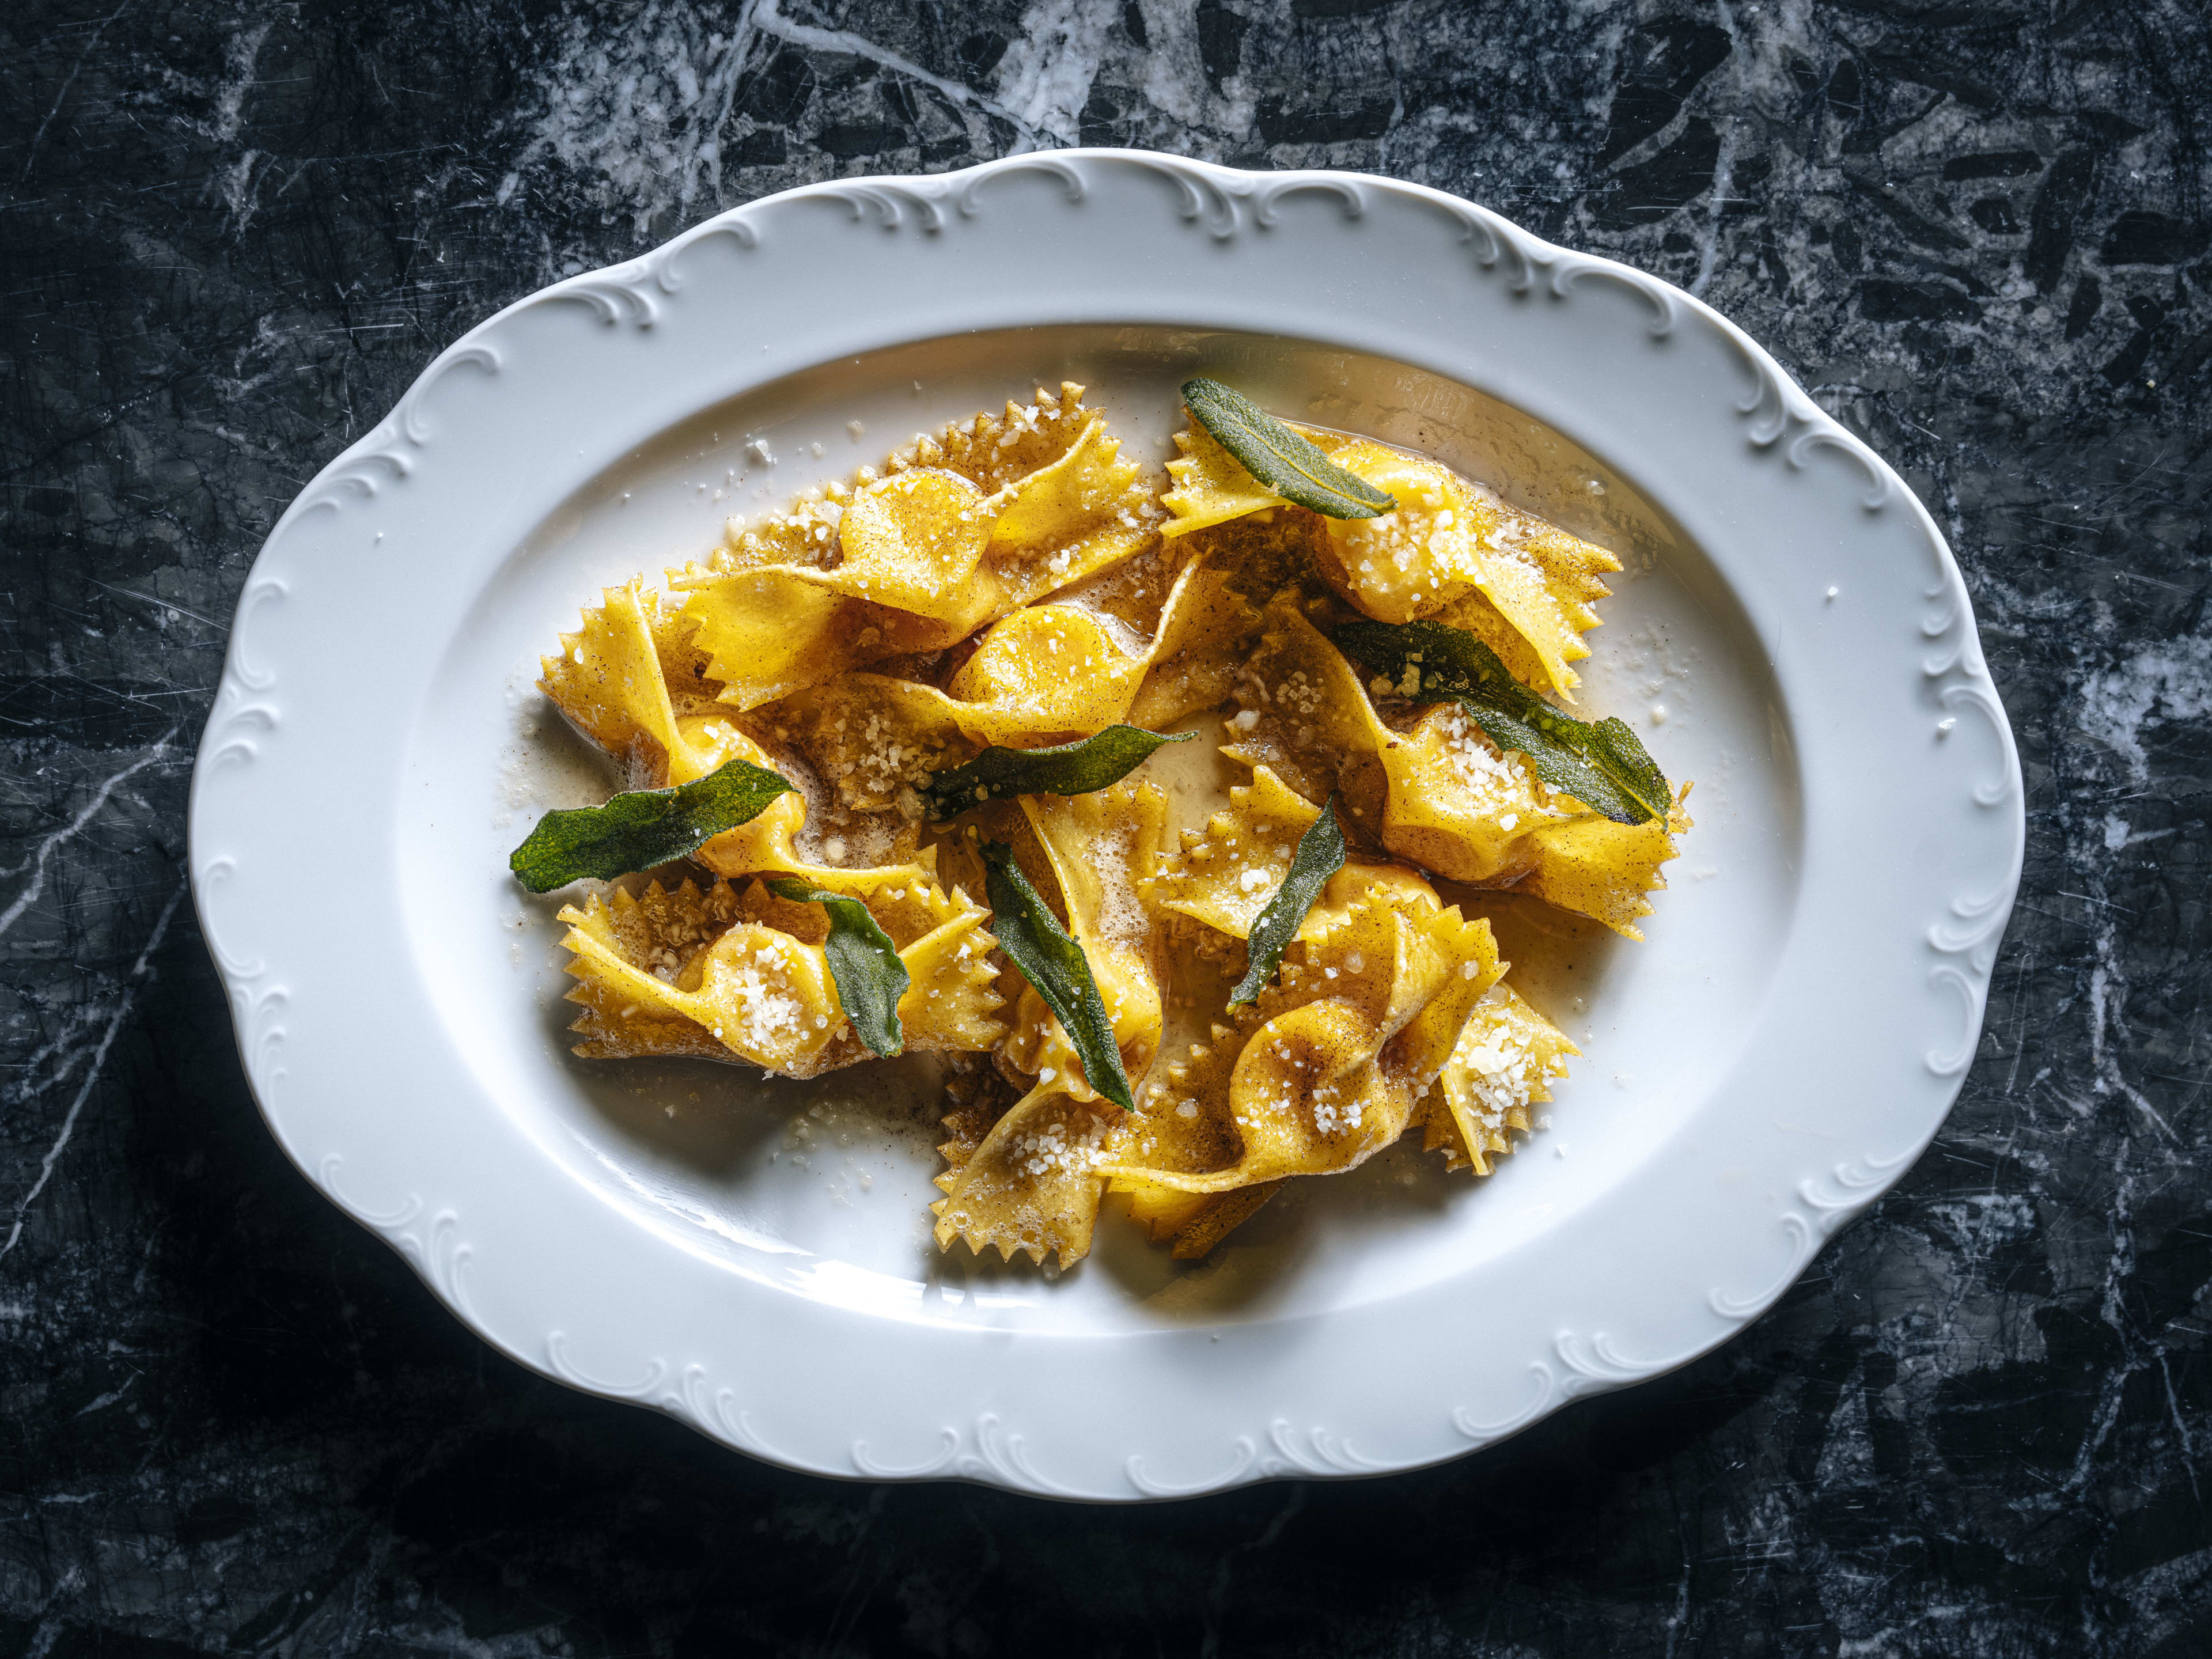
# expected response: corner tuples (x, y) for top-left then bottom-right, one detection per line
(188, 151), (2024, 1499)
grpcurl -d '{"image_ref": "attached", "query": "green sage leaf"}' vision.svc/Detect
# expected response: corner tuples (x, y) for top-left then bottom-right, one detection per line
(1228, 794), (1347, 1008)
(922, 725), (1194, 819)
(1334, 618), (1671, 826)
(979, 840), (1134, 1111)
(1181, 377), (1397, 520)
(764, 877), (908, 1058)
(509, 756), (796, 892)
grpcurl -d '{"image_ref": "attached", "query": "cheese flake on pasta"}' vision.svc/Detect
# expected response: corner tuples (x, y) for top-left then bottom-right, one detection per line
(1420, 981), (1580, 1176)
(931, 1080), (1122, 1267)
(558, 877), (1005, 1075)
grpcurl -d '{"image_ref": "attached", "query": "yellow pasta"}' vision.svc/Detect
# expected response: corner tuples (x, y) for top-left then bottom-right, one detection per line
(772, 558), (1263, 815)
(1104, 889), (1501, 1199)
(1224, 597), (1688, 940)
(1159, 418), (1289, 537)
(1420, 982), (1580, 1176)
(891, 383), (1122, 497)
(1159, 407), (1619, 699)
(1309, 441), (1620, 699)
(785, 467), (1004, 634)
(1158, 415), (1359, 540)
(1123, 556), (1269, 733)
(558, 877), (1005, 1075)
(1142, 764), (1323, 941)
(944, 605), (1151, 740)
(931, 1081), (1123, 1267)
(997, 782), (1169, 1103)
(923, 782), (1171, 1266)
(1131, 1181), (1289, 1260)
(523, 380), (1691, 1271)
(980, 411), (1162, 605)
(1145, 762), (1448, 953)
(540, 579), (733, 786)
(668, 385), (1161, 710)
(537, 613), (952, 915)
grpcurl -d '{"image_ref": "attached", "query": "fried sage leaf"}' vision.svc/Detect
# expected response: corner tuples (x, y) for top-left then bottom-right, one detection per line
(980, 840), (1134, 1110)
(764, 877), (908, 1057)
(1181, 377), (1396, 520)
(509, 757), (794, 892)
(922, 725), (1193, 818)
(1229, 793), (1347, 1007)
(1335, 618), (1671, 825)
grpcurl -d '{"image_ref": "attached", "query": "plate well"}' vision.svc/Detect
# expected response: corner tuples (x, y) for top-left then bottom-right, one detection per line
(396, 324), (1803, 1335)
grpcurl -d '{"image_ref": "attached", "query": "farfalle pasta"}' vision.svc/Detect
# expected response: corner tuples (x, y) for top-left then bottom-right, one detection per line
(514, 376), (1688, 1268)
(1221, 596), (1690, 940)
(559, 876), (1005, 1075)
(665, 385), (1161, 710)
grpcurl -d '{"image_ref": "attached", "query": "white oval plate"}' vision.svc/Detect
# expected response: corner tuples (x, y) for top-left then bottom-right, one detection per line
(189, 151), (2022, 1499)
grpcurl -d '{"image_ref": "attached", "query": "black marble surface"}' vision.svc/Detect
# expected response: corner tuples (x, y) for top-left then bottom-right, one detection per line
(3, 0), (2209, 1652)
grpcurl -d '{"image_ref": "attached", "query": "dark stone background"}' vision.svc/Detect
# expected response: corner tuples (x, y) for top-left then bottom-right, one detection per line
(3, 0), (2209, 1652)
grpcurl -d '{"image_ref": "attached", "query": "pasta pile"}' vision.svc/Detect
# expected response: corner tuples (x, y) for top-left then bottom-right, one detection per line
(527, 382), (1689, 1266)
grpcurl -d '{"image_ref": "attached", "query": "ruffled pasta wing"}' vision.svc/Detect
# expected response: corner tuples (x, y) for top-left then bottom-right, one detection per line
(942, 604), (1150, 743)
(931, 1081), (1120, 1267)
(675, 384), (1099, 581)
(540, 579), (740, 785)
(666, 385), (1158, 710)
(1142, 764), (1323, 941)
(559, 880), (845, 1074)
(690, 479), (859, 578)
(1422, 980), (1579, 1175)
(772, 607), (1150, 815)
(672, 573), (900, 714)
(983, 412), (1162, 604)
(892, 898), (1013, 1054)
(1515, 788), (1694, 942)
(775, 565), (1264, 813)
(777, 467), (1004, 637)
(891, 382), (1103, 497)
(680, 469), (1003, 706)
(1123, 556), (1267, 731)
(1158, 419), (1287, 538)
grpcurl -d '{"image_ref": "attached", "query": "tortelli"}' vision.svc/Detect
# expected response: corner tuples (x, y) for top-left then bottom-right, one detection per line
(518, 380), (1688, 1266)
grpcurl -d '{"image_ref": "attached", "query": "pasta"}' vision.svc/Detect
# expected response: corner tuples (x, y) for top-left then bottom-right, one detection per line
(518, 378), (1692, 1268)
(559, 877), (1005, 1075)
(1222, 596), (1691, 940)
(1421, 982), (1581, 1176)
(1103, 888), (1501, 1195)
(666, 385), (1162, 710)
